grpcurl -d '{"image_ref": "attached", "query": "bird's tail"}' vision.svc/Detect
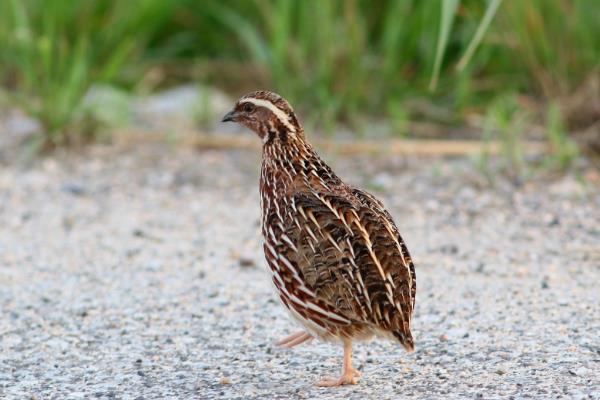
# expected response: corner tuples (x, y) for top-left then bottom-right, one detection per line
(392, 330), (415, 352)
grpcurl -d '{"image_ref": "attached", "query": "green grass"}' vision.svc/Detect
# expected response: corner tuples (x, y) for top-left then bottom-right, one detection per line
(475, 94), (529, 181)
(545, 102), (579, 170)
(0, 0), (598, 162)
(0, 0), (174, 147)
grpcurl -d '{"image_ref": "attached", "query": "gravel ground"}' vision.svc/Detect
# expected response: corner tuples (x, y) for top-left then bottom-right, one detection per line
(0, 143), (599, 399)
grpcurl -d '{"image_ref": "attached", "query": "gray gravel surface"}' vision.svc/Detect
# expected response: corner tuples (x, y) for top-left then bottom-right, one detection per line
(1, 144), (599, 399)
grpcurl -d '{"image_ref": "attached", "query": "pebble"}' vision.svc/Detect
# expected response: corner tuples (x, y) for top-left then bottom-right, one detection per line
(219, 377), (232, 385)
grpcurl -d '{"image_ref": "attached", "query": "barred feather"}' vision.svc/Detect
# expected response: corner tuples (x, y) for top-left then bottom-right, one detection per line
(227, 90), (416, 351)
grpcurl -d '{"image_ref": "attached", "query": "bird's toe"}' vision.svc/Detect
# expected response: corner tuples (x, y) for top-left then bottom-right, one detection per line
(315, 373), (358, 387)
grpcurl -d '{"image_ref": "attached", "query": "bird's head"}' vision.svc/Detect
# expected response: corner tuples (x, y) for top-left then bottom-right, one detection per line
(222, 91), (303, 145)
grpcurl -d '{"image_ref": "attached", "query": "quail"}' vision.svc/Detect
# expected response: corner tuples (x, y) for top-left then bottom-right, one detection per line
(222, 91), (416, 386)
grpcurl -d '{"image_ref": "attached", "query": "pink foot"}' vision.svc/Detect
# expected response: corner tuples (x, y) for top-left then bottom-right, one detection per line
(276, 331), (313, 348)
(315, 368), (360, 387)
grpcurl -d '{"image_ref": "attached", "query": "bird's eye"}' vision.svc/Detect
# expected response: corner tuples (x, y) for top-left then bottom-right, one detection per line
(243, 103), (255, 113)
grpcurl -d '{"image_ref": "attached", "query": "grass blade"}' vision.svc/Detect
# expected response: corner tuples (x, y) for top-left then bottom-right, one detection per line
(429, 0), (459, 91)
(456, 0), (503, 71)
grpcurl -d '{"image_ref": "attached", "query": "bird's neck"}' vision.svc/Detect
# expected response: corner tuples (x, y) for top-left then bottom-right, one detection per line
(259, 132), (343, 236)
(260, 133), (341, 200)
(260, 133), (311, 195)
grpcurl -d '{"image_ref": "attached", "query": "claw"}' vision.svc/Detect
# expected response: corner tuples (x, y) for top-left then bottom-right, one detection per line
(315, 373), (358, 387)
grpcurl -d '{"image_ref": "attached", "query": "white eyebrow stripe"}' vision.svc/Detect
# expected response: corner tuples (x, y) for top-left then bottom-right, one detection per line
(240, 97), (296, 133)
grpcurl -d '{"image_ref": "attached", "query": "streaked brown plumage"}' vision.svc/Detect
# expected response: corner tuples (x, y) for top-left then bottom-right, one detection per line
(222, 91), (416, 386)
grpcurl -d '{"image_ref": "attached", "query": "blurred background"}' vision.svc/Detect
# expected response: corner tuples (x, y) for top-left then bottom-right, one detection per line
(0, 0), (598, 174)
(1, 2), (600, 397)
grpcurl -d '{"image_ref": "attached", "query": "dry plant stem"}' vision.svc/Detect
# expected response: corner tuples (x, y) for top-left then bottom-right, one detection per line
(114, 131), (550, 157)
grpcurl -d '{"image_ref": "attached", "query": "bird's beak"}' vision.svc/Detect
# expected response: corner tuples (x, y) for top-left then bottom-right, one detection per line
(221, 109), (238, 123)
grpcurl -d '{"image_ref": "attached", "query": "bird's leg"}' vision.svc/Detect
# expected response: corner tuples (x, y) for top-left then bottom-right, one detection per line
(276, 331), (313, 348)
(282, 333), (312, 348)
(315, 339), (360, 387)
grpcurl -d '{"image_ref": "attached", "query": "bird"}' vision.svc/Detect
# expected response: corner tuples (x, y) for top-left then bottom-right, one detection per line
(222, 91), (416, 387)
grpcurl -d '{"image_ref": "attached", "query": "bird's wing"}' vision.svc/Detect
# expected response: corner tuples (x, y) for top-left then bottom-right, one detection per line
(349, 187), (416, 310)
(276, 189), (415, 337)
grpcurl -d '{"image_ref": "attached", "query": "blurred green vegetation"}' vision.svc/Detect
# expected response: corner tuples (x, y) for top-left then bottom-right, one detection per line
(0, 0), (598, 157)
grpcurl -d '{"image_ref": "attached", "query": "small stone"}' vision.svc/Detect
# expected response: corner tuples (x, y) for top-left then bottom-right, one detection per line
(60, 182), (87, 196)
(63, 216), (75, 231)
(440, 244), (459, 254)
(238, 257), (256, 268)
(568, 367), (590, 376)
(475, 263), (485, 273)
(219, 376), (232, 385)
(445, 328), (469, 340)
(546, 216), (560, 226)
